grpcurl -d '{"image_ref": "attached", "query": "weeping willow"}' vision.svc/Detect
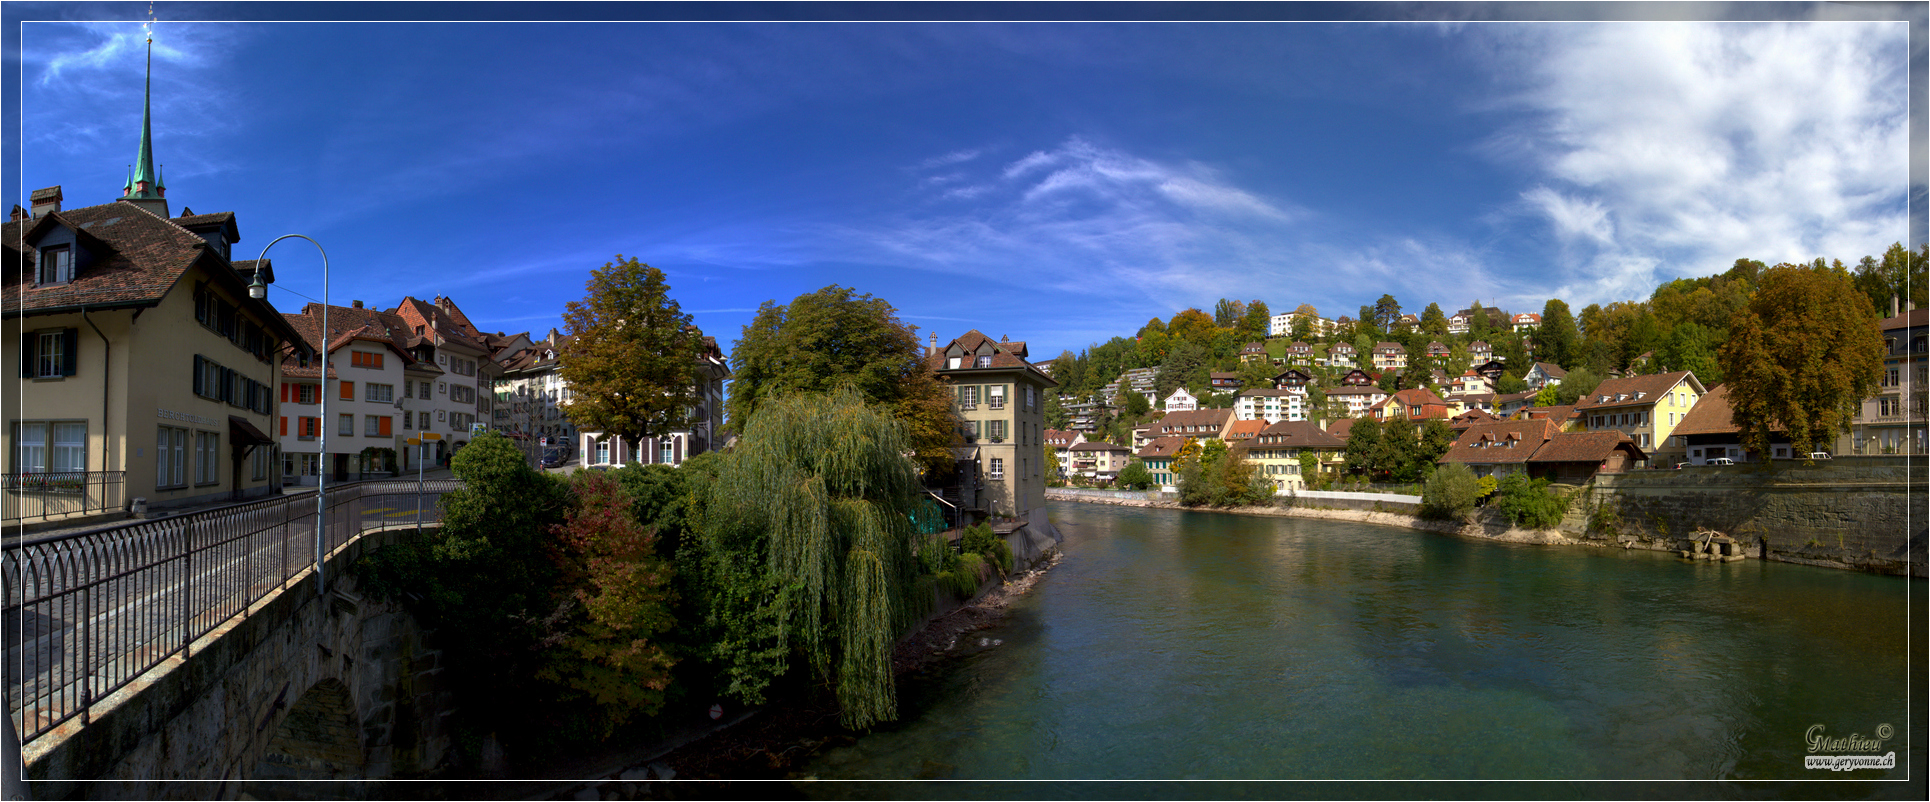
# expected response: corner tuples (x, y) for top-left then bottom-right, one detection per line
(700, 387), (931, 729)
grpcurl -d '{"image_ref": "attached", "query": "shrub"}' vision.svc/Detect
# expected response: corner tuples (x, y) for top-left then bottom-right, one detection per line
(1421, 463), (1479, 521)
(1117, 460), (1154, 490)
(1494, 474), (1568, 529)
(938, 552), (985, 598)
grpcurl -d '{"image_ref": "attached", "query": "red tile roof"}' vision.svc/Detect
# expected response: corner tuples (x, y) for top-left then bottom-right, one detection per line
(1442, 419), (1561, 464)
(1575, 371), (1701, 411)
(928, 329), (1055, 384)
(1527, 430), (1646, 464)
(1136, 436), (1187, 459)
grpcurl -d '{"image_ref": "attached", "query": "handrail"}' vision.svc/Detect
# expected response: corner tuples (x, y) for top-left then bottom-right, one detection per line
(3, 478), (461, 744)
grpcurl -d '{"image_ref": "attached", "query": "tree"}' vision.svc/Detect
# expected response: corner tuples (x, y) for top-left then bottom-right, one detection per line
(1214, 298), (1247, 328)
(1534, 385), (1559, 408)
(1373, 294), (1402, 332)
(1117, 460), (1153, 490)
(1155, 340), (1212, 400)
(1343, 417), (1386, 478)
(1658, 322), (1723, 386)
(1539, 299), (1578, 368)
(1421, 462), (1479, 521)
(1239, 301), (1272, 341)
(537, 470), (677, 739)
(1466, 300), (1491, 342)
(1297, 450), (1322, 488)
(1236, 358), (1276, 390)
(1166, 308), (1218, 347)
(1421, 303), (1449, 336)
(559, 256), (704, 448)
(1719, 263), (1884, 459)
(1495, 373), (1527, 395)
(1122, 388), (1152, 418)
(1043, 391), (1070, 430)
(1493, 474), (1567, 529)
(1553, 367), (1603, 406)
(693, 388), (931, 729)
(1138, 317), (1168, 337)
(726, 286), (957, 475)
(1044, 442), (1063, 486)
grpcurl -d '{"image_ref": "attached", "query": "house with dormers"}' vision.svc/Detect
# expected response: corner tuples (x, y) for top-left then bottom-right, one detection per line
(1135, 436), (1187, 489)
(1273, 367), (1313, 391)
(1284, 341), (1315, 367)
(1447, 370), (1494, 397)
(1043, 428), (1086, 478)
(1327, 341), (1359, 367)
(1369, 388), (1451, 429)
(1512, 313), (1541, 332)
(928, 330), (1056, 523)
(1240, 420), (1347, 492)
(1150, 408), (1234, 441)
(1371, 342), (1407, 371)
(276, 304), (423, 483)
(1426, 341), (1451, 361)
(494, 328), (581, 463)
(4, 52), (300, 513)
(1575, 371), (1705, 467)
(1238, 341), (1268, 364)
(1443, 418), (1644, 482)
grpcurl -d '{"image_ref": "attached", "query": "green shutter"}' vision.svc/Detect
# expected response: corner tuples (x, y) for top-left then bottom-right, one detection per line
(62, 329), (79, 376)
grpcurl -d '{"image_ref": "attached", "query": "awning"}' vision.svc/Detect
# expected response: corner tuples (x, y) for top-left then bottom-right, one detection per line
(229, 415), (275, 447)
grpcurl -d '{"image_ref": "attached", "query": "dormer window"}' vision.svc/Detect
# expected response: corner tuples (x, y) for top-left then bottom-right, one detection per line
(947, 357), (961, 370)
(976, 355), (993, 368)
(38, 245), (72, 284)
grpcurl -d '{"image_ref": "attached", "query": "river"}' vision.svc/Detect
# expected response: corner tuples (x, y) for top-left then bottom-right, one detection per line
(796, 501), (1922, 798)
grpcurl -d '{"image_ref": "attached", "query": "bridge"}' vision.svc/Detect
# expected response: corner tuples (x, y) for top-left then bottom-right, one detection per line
(5, 479), (461, 799)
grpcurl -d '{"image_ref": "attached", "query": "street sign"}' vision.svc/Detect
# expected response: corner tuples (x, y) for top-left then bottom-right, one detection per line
(406, 438), (421, 446)
(420, 432), (442, 440)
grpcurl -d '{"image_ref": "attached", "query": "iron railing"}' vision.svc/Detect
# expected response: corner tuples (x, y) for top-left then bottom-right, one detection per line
(3, 479), (459, 744)
(2, 472), (126, 525)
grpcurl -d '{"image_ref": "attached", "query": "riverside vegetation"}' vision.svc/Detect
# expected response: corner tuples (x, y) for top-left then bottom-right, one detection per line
(354, 389), (1005, 769)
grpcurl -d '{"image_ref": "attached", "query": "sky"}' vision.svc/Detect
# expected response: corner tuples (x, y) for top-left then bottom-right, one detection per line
(5, 2), (1926, 364)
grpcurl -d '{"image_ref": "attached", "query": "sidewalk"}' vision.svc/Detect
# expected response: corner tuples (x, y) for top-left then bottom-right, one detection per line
(5, 470), (456, 542)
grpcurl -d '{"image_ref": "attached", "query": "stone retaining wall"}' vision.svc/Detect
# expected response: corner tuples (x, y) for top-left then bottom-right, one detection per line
(1566, 458), (1926, 576)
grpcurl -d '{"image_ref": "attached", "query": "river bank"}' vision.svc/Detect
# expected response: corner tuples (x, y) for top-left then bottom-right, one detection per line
(1046, 488), (1578, 547)
(533, 551), (1065, 799)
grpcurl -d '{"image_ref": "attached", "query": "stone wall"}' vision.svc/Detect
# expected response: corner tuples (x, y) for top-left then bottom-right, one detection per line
(1564, 457), (1926, 576)
(24, 525), (457, 799)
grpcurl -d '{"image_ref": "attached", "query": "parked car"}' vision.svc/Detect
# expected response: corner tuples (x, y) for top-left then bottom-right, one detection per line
(540, 449), (567, 468)
(1808, 451), (1832, 460)
(1707, 457), (1735, 466)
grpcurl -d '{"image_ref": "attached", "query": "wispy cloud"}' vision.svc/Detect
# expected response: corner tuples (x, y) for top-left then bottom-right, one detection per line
(1481, 21), (1909, 306)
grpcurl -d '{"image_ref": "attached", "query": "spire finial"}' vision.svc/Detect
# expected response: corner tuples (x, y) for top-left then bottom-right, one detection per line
(126, 3), (163, 200)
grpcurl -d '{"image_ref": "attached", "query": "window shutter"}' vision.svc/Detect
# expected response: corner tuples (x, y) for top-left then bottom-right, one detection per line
(62, 329), (79, 376)
(281, 417), (288, 436)
(379, 416), (392, 436)
(20, 333), (35, 378)
(341, 380), (354, 401)
(193, 355), (204, 394)
(282, 383), (290, 403)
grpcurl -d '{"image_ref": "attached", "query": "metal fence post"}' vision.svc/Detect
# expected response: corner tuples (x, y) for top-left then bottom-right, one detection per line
(182, 517), (194, 658)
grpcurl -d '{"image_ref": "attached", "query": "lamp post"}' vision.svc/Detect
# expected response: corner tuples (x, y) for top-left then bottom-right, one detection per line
(249, 235), (329, 596)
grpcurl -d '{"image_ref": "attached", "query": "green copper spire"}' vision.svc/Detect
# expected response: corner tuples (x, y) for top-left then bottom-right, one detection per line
(125, 18), (163, 201)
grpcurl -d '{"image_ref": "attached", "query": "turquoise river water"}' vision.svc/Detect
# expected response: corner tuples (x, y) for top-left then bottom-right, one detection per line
(795, 501), (1923, 799)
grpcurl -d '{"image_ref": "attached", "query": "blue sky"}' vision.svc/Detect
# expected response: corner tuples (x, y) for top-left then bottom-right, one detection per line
(6, 3), (1925, 362)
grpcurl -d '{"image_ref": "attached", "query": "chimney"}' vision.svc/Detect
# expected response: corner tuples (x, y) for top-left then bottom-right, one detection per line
(929, 332), (938, 358)
(352, 300), (365, 309)
(29, 186), (61, 218)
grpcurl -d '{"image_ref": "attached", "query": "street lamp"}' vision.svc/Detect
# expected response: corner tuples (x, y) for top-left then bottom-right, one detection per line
(249, 235), (329, 596)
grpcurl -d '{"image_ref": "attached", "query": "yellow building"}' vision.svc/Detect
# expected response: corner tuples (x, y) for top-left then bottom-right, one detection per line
(1238, 420), (1347, 492)
(1575, 371), (1706, 467)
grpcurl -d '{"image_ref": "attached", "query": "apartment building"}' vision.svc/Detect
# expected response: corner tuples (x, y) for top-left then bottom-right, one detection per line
(1576, 371), (1706, 467)
(930, 330), (1057, 521)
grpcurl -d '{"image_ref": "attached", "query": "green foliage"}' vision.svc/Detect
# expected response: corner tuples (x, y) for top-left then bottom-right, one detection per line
(1554, 367), (1603, 407)
(1719, 262), (1884, 458)
(1122, 388), (1152, 417)
(959, 523), (1013, 574)
(1493, 474), (1567, 529)
(937, 552), (986, 599)
(1177, 440), (1271, 507)
(1373, 294), (1402, 332)
(725, 286), (958, 477)
(1044, 443), (1063, 486)
(1534, 385), (1559, 408)
(1420, 303), (1449, 336)
(1214, 298), (1247, 328)
(1155, 340), (1212, 400)
(1495, 373), (1527, 395)
(1117, 460), (1154, 490)
(535, 471), (677, 739)
(1476, 474), (1499, 499)
(1422, 462), (1480, 521)
(559, 256), (704, 445)
(1238, 300), (1272, 342)
(689, 387), (929, 729)
(1166, 308), (1218, 348)
(1539, 299), (1577, 368)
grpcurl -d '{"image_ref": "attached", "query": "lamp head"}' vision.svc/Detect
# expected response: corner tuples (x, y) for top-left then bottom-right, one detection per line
(247, 269), (267, 300)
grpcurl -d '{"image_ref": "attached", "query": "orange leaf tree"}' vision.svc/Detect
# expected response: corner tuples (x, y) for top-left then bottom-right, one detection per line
(1719, 262), (1884, 459)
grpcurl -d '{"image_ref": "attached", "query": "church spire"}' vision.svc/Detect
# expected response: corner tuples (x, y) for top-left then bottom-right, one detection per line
(121, 5), (169, 216)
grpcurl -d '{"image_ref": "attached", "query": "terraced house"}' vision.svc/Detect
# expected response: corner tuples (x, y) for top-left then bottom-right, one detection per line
(930, 330), (1055, 521)
(5, 179), (298, 514)
(277, 304), (420, 483)
(1239, 420), (1347, 492)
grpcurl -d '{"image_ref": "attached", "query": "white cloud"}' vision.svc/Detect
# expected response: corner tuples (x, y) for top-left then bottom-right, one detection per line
(1487, 21), (1909, 306)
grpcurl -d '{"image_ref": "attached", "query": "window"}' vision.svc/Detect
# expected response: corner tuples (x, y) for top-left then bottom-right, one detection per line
(404, 411), (414, 430)
(661, 440), (674, 464)
(351, 351), (385, 369)
(405, 381), (415, 399)
(11, 421), (85, 474)
(194, 431), (219, 485)
(368, 383), (394, 403)
(340, 414), (355, 436)
(437, 409), (446, 421)
(365, 415), (382, 437)
(438, 381), (447, 395)
(960, 386), (979, 408)
(31, 330), (75, 379)
(252, 447), (269, 481)
(38, 245), (72, 284)
(989, 386), (1006, 409)
(596, 439), (611, 464)
(990, 420), (1006, 441)
(158, 426), (187, 488)
(296, 384), (316, 404)
(1639, 433), (1651, 449)
(1027, 386), (1036, 411)
(989, 457), (1004, 480)
(976, 355), (993, 368)
(451, 385), (475, 405)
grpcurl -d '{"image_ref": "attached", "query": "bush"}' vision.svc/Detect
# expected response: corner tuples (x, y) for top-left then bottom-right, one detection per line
(1117, 460), (1154, 490)
(938, 552), (986, 599)
(1493, 473), (1568, 529)
(1421, 463), (1479, 521)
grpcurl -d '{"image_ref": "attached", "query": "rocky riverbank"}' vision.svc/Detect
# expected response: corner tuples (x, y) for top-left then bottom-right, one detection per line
(539, 551), (1064, 799)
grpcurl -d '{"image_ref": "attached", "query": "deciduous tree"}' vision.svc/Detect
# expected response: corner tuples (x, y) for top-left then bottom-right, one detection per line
(1719, 263), (1884, 459)
(560, 256), (704, 447)
(726, 286), (957, 475)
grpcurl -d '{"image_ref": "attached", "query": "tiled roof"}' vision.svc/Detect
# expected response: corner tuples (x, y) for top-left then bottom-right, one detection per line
(1152, 408), (1232, 436)
(1527, 430), (1645, 463)
(1522, 404), (1579, 423)
(5, 201), (218, 315)
(1136, 436), (1187, 459)
(1442, 419), (1561, 464)
(1878, 308), (1928, 331)
(1070, 441), (1129, 452)
(282, 304), (420, 379)
(1254, 420), (1346, 448)
(1531, 361), (1567, 378)
(1224, 419), (1266, 439)
(1327, 418), (1357, 440)
(1669, 384), (1746, 437)
(1448, 409), (1500, 430)
(1575, 371), (1700, 411)
(928, 329), (1055, 384)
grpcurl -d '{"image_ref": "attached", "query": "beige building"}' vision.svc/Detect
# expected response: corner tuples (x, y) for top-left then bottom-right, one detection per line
(1238, 420), (1347, 492)
(5, 184), (299, 513)
(929, 330), (1056, 522)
